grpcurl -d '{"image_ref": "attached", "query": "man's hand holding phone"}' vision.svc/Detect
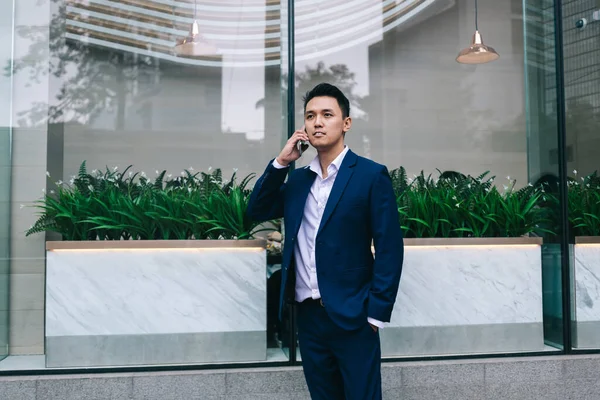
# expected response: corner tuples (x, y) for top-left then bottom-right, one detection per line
(276, 127), (309, 167)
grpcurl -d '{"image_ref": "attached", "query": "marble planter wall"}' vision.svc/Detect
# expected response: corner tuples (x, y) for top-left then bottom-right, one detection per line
(45, 240), (266, 368)
(380, 238), (545, 357)
(572, 237), (600, 349)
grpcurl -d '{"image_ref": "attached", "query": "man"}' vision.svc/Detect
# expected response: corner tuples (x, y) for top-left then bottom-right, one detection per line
(247, 83), (404, 399)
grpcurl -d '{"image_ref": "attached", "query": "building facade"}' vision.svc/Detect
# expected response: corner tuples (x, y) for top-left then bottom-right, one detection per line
(0, 0), (599, 373)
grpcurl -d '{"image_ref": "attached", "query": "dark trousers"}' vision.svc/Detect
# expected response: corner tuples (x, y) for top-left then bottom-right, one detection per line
(297, 299), (382, 400)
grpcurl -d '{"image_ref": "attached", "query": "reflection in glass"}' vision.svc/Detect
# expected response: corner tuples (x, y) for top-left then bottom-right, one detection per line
(294, 0), (556, 357)
(0, 127), (8, 360)
(0, 0), (14, 362)
(523, 0), (565, 350)
(6, 0), (285, 180)
(0, 0), (585, 370)
(562, 0), (600, 350)
(9, 0), (289, 366)
(0, 127), (9, 364)
(276, 0), (291, 361)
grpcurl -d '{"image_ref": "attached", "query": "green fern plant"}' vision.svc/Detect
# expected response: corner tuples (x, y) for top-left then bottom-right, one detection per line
(389, 168), (552, 238)
(26, 161), (271, 241)
(568, 171), (600, 237)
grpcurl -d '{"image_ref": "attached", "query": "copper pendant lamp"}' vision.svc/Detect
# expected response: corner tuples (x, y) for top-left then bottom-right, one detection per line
(174, 0), (217, 57)
(456, 0), (499, 64)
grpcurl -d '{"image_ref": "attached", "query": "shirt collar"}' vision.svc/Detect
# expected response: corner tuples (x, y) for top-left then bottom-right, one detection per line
(308, 145), (350, 178)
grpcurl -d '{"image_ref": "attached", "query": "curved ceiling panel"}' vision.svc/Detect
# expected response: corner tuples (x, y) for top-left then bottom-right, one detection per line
(64, 0), (455, 67)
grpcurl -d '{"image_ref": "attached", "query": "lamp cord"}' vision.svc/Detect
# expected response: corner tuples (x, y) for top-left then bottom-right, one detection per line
(475, 0), (478, 31)
(194, 0), (197, 18)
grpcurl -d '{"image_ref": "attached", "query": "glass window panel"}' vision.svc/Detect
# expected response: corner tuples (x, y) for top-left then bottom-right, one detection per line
(2, 0), (289, 369)
(524, 0), (565, 350)
(562, 0), (600, 351)
(1, 0), (53, 368)
(292, 0), (564, 357)
(0, 0), (588, 373)
(0, 0), (14, 363)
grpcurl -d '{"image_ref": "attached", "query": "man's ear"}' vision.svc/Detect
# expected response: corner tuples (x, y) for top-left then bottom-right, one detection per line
(343, 116), (352, 132)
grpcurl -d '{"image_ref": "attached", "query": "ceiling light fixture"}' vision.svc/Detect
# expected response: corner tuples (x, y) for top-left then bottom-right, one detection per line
(456, 0), (499, 64)
(174, 0), (218, 57)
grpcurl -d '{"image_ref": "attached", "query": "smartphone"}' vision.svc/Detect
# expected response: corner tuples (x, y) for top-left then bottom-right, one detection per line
(297, 128), (309, 156)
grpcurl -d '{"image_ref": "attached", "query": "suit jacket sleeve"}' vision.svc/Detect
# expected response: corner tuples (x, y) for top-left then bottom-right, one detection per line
(367, 166), (404, 322)
(246, 160), (289, 223)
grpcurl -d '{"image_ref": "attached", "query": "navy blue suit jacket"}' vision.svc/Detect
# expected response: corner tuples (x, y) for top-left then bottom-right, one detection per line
(247, 150), (404, 331)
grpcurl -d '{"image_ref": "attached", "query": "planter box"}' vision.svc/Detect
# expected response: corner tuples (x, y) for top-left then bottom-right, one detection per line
(572, 236), (600, 349)
(380, 237), (545, 357)
(45, 240), (267, 368)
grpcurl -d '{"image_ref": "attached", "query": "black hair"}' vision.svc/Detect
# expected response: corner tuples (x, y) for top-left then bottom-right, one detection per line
(302, 83), (350, 119)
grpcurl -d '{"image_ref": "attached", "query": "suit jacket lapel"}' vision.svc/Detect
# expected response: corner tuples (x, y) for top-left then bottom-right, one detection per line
(317, 151), (357, 237)
(291, 166), (316, 237)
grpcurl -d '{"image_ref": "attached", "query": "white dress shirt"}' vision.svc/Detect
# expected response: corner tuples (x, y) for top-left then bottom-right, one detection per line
(272, 146), (384, 329)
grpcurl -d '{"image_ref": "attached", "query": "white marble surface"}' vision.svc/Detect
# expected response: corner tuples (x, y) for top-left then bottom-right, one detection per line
(390, 245), (543, 327)
(46, 249), (266, 337)
(573, 244), (600, 322)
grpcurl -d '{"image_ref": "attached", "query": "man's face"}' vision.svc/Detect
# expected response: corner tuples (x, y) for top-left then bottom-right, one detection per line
(304, 96), (351, 151)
